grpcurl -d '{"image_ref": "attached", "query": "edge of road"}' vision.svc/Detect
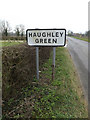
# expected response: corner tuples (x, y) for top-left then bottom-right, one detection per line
(66, 37), (88, 111)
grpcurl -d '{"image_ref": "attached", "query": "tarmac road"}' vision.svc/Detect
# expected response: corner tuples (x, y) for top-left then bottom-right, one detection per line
(67, 36), (88, 101)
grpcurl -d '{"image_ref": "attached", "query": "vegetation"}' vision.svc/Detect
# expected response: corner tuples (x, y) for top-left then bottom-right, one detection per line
(0, 20), (11, 37)
(2, 44), (52, 119)
(0, 20), (25, 40)
(29, 47), (88, 118)
(0, 41), (24, 47)
(0, 21), (88, 119)
(2, 44), (88, 119)
(71, 36), (88, 42)
(67, 30), (89, 42)
(15, 24), (25, 37)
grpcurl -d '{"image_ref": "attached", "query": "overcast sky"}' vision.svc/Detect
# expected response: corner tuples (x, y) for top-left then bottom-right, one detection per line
(0, 0), (89, 33)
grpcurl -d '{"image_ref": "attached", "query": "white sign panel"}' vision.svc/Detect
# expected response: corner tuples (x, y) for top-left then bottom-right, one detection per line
(26, 29), (66, 47)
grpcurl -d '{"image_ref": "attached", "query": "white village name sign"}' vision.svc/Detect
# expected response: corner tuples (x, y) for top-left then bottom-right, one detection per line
(26, 29), (66, 80)
(26, 29), (66, 46)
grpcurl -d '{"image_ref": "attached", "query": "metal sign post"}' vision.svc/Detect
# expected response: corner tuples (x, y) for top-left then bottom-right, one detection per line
(52, 47), (56, 80)
(36, 47), (39, 80)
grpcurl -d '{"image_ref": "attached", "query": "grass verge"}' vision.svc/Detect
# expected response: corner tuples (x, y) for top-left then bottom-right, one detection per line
(2, 47), (88, 119)
(71, 36), (88, 42)
(30, 47), (88, 118)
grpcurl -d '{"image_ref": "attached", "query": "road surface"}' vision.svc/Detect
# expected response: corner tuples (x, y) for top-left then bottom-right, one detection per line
(67, 36), (88, 101)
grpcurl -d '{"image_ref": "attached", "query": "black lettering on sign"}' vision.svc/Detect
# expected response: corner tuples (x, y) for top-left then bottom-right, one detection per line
(47, 32), (51, 37)
(42, 32), (46, 37)
(48, 39), (51, 43)
(29, 33), (32, 37)
(53, 39), (57, 43)
(35, 39), (39, 43)
(52, 32), (55, 37)
(37, 33), (41, 37)
(60, 32), (63, 37)
(29, 32), (64, 38)
(56, 32), (59, 37)
(44, 39), (47, 43)
(40, 39), (43, 43)
(33, 33), (37, 37)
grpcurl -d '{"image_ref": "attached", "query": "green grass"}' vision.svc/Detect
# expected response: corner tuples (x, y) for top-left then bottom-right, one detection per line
(31, 47), (87, 118)
(71, 36), (88, 42)
(0, 41), (24, 47)
(13, 47), (88, 119)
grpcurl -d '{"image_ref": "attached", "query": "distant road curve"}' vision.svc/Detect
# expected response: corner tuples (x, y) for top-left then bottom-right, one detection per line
(67, 36), (88, 101)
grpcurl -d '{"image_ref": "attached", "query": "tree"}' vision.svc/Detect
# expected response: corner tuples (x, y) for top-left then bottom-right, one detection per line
(20, 24), (25, 37)
(85, 31), (89, 37)
(15, 24), (25, 37)
(0, 20), (2, 33)
(0, 20), (11, 36)
(15, 25), (20, 37)
(67, 30), (73, 36)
